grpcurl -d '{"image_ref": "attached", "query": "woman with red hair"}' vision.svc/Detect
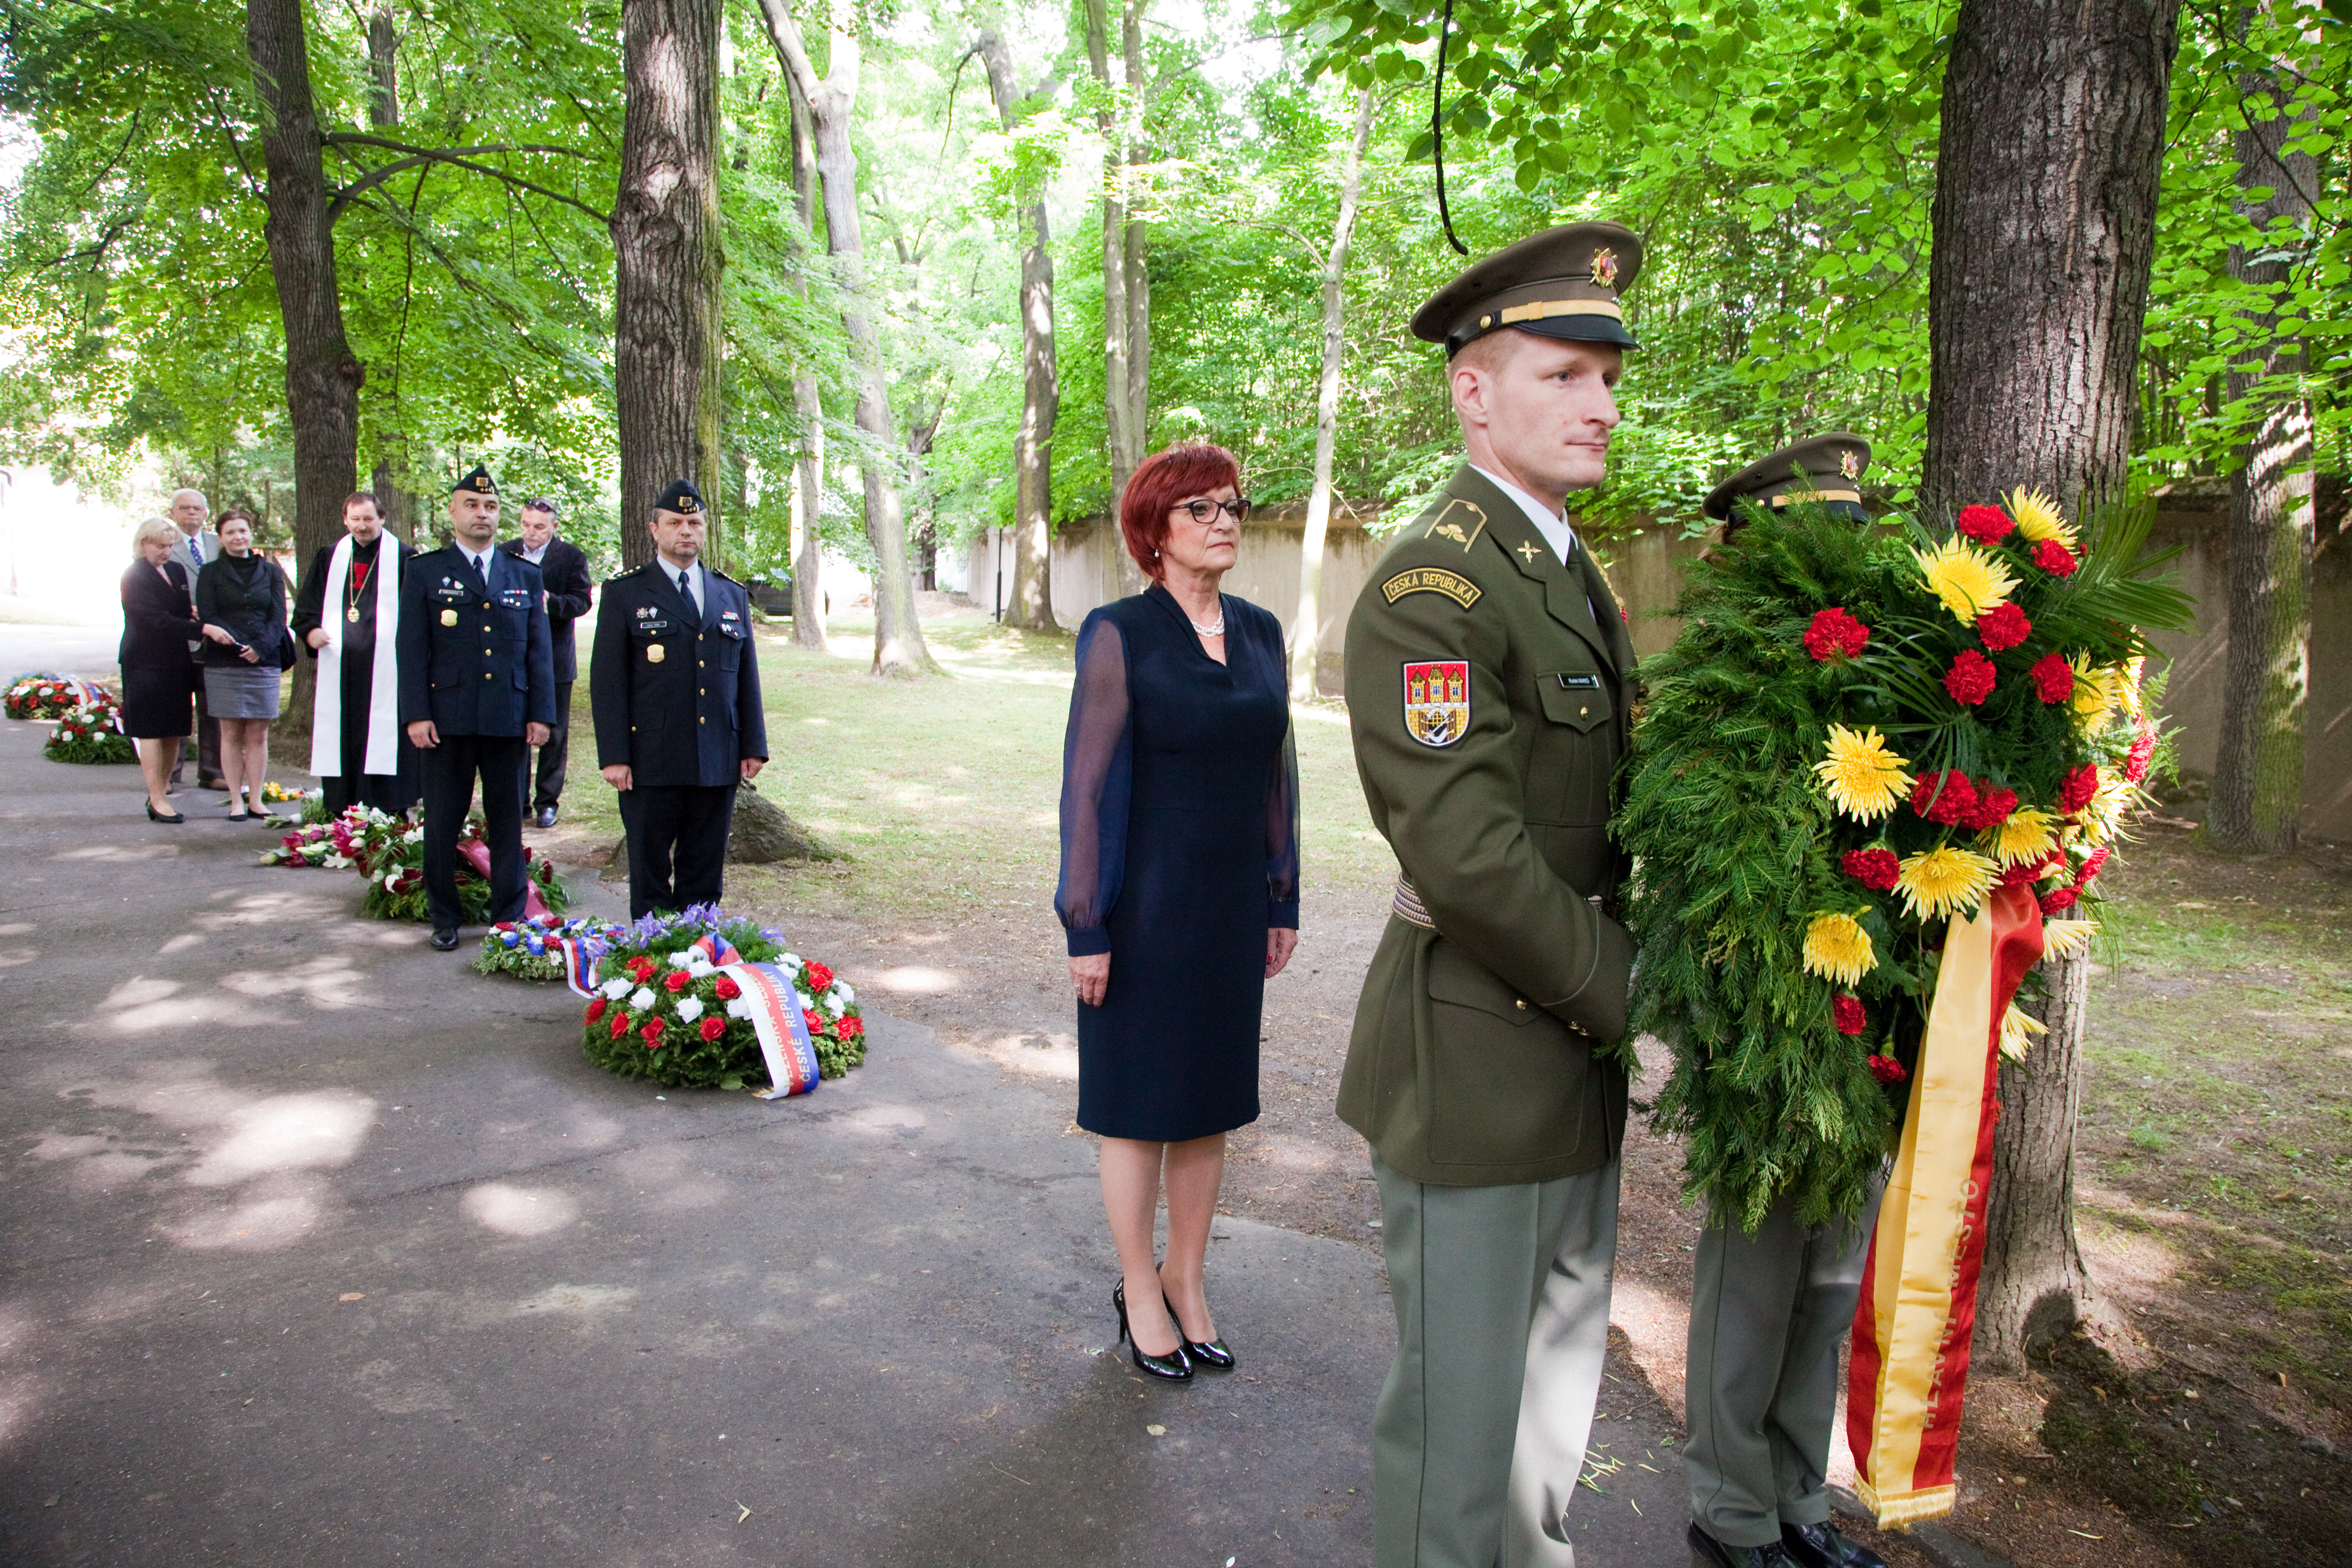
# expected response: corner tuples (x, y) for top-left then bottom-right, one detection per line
(1056, 442), (1301, 1381)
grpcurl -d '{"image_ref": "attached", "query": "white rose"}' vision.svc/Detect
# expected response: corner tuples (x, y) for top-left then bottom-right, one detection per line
(824, 988), (845, 1016)
(668, 950), (697, 968)
(780, 952), (802, 971)
(630, 987), (657, 1012)
(602, 978), (632, 1000)
(674, 995), (704, 1023)
(726, 998), (753, 1019)
(835, 983), (854, 1006)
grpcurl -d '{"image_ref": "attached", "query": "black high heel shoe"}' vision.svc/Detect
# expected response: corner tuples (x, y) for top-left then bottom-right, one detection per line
(1163, 1292), (1236, 1370)
(146, 802), (185, 824)
(1112, 1283), (1192, 1381)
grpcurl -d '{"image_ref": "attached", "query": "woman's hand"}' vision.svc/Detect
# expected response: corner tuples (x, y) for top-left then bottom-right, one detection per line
(202, 624), (235, 644)
(1266, 927), (1299, 979)
(1070, 952), (1110, 1008)
(236, 640), (261, 664)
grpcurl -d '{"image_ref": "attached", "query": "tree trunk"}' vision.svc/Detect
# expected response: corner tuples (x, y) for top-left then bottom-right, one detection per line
(976, 31), (1058, 632)
(612, 0), (724, 572)
(247, 0), (364, 749)
(1290, 87), (1376, 702)
(1085, 0), (1146, 597)
(755, 2), (934, 676)
(364, 4), (399, 126)
(784, 70), (828, 651)
(1120, 0), (1151, 470)
(2208, 46), (2318, 854)
(1921, 0), (2181, 1372)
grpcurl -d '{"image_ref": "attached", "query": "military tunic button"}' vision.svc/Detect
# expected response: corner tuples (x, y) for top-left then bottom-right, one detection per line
(1579, 706), (1590, 717)
(1515, 999), (1529, 1011)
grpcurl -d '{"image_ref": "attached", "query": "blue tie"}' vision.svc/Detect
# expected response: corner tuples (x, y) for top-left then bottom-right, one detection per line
(187, 536), (203, 573)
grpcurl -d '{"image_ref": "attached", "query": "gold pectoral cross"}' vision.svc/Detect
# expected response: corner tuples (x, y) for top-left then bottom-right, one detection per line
(1517, 540), (1542, 564)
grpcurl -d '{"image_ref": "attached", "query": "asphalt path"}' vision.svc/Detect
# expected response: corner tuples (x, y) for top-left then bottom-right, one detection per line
(0, 706), (1693, 1567)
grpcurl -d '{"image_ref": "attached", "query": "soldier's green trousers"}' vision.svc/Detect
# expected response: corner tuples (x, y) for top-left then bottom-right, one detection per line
(1371, 1152), (1619, 1568)
(1683, 1177), (1886, 1550)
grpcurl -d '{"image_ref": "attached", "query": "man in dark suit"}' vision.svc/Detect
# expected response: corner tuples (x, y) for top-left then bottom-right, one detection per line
(589, 479), (768, 919)
(165, 487), (227, 792)
(500, 497), (594, 827)
(396, 465), (556, 951)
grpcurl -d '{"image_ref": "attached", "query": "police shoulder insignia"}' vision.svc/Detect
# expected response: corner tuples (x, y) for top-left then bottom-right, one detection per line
(1423, 499), (1487, 552)
(1402, 660), (1471, 747)
(1382, 568), (1481, 609)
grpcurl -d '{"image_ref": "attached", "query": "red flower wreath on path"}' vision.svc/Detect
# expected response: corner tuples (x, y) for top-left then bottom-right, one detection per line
(1804, 608), (1870, 662)
(803, 960), (835, 993)
(1833, 995), (1868, 1035)
(2033, 540), (2079, 576)
(639, 1018), (666, 1047)
(585, 998), (608, 1024)
(2029, 653), (2074, 704)
(627, 955), (657, 983)
(803, 1008), (826, 1039)
(1944, 650), (1999, 706)
(1912, 770), (1979, 826)
(1974, 601), (2031, 652)
(698, 1016), (727, 1042)
(839, 1016), (865, 1041)
(2058, 763), (2101, 814)
(609, 1012), (631, 1039)
(1842, 848), (1901, 890)
(1955, 504), (2014, 545)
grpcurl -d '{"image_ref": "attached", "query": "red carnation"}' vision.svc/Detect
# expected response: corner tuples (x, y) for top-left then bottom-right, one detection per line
(698, 1016), (727, 1042)
(627, 956), (657, 982)
(1974, 601), (2031, 652)
(640, 1018), (666, 1046)
(1833, 995), (1867, 1035)
(714, 976), (742, 1000)
(803, 960), (835, 993)
(1961, 784), (2018, 832)
(585, 997), (608, 1024)
(663, 970), (692, 993)
(1955, 504), (2014, 545)
(2029, 653), (2075, 704)
(2077, 846), (2112, 884)
(2124, 727), (2156, 783)
(2041, 886), (2081, 915)
(2058, 762), (2100, 814)
(803, 1008), (826, 1038)
(2034, 539), (2079, 576)
(1842, 848), (1901, 890)
(838, 1016), (864, 1041)
(1945, 650), (1999, 706)
(1911, 769), (1979, 826)
(1803, 607), (1870, 662)
(609, 1012), (631, 1039)
(1868, 1054), (1908, 1085)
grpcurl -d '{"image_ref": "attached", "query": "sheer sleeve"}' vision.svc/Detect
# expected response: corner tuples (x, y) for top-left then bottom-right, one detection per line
(1055, 612), (1133, 956)
(1265, 717), (1300, 929)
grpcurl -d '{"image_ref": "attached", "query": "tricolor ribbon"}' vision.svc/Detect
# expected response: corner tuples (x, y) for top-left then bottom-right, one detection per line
(720, 962), (821, 1099)
(692, 933), (742, 967)
(1847, 880), (2046, 1526)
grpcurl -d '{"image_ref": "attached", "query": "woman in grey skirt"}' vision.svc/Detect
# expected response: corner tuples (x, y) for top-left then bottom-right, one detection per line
(195, 509), (290, 821)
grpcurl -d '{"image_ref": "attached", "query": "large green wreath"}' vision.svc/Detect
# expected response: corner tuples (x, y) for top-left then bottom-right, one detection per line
(1615, 493), (2191, 1229)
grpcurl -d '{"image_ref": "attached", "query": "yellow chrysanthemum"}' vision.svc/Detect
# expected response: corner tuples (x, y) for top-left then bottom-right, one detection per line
(1998, 1002), (2049, 1062)
(1912, 539), (2019, 626)
(2081, 773), (2135, 846)
(2041, 917), (2098, 960)
(1894, 845), (2000, 921)
(2070, 655), (2120, 731)
(1983, 808), (2057, 867)
(2116, 655), (2145, 721)
(2005, 486), (2078, 550)
(1814, 725), (1913, 822)
(1802, 912), (1877, 986)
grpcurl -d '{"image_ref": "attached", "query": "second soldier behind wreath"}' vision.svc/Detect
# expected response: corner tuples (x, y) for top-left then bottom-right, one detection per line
(590, 480), (768, 919)
(396, 465), (556, 951)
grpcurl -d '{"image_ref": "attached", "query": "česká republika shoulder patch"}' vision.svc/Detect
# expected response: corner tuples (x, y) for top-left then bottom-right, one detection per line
(1403, 660), (1470, 747)
(1382, 567), (1482, 609)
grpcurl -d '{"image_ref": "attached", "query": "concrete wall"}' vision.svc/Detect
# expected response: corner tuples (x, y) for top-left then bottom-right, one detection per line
(963, 493), (2352, 842)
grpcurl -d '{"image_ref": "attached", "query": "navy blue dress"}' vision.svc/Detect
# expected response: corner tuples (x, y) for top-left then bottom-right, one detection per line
(1057, 585), (1300, 1143)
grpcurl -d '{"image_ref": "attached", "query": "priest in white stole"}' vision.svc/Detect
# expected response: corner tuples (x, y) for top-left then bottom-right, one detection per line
(293, 491), (418, 814)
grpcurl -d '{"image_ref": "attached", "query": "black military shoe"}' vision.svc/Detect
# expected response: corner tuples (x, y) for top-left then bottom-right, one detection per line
(534, 805), (559, 829)
(1689, 1521), (1795, 1568)
(1780, 1520), (1887, 1568)
(430, 928), (460, 952)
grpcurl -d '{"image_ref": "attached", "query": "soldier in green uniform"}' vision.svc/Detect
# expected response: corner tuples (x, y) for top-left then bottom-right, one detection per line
(1337, 221), (1643, 1568)
(1680, 437), (1889, 1568)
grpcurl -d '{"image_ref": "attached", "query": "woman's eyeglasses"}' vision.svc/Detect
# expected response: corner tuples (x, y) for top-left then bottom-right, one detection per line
(1173, 497), (1251, 524)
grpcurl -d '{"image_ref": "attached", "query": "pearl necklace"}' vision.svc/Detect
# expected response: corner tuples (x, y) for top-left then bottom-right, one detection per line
(1189, 612), (1226, 637)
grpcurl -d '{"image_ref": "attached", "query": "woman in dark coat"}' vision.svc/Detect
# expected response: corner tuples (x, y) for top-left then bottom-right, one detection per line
(120, 515), (219, 821)
(1056, 442), (1300, 1380)
(194, 509), (291, 821)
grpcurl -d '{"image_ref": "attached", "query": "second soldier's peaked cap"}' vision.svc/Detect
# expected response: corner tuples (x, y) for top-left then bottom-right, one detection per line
(1703, 433), (1873, 523)
(1411, 221), (1644, 357)
(654, 479), (705, 515)
(453, 463), (499, 497)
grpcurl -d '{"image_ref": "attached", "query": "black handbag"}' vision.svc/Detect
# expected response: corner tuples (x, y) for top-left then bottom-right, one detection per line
(273, 564), (299, 669)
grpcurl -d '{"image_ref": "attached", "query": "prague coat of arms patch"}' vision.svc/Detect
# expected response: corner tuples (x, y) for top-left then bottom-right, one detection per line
(1402, 660), (1470, 747)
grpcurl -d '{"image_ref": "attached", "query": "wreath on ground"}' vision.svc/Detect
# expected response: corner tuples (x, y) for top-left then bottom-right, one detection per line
(6, 672), (88, 720)
(1615, 490), (2191, 1228)
(257, 805), (568, 922)
(580, 905), (866, 1089)
(473, 918), (613, 981)
(45, 692), (135, 764)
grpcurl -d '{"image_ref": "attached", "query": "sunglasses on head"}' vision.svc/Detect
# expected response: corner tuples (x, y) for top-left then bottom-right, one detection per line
(1173, 496), (1250, 524)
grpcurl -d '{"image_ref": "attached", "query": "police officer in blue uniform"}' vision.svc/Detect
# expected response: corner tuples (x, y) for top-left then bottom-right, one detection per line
(396, 465), (557, 950)
(589, 479), (769, 919)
